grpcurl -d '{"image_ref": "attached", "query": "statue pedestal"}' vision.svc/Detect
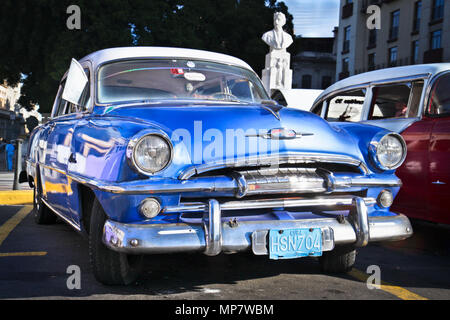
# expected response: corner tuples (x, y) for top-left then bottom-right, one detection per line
(261, 49), (292, 93)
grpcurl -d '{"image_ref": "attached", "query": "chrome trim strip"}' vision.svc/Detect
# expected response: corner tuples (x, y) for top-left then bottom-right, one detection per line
(178, 152), (370, 180)
(163, 196), (377, 213)
(39, 163), (66, 176)
(41, 198), (81, 232)
(34, 162), (399, 196)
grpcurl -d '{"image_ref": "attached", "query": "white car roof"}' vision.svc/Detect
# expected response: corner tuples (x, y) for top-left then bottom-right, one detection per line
(79, 46), (254, 72)
(314, 63), (450, 105)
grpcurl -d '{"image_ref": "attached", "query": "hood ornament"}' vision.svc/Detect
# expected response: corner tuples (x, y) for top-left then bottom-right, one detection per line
(247, 128), (314, 140)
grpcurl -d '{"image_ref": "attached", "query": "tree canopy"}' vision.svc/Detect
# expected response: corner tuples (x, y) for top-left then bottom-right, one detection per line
(0, 0), (293, 113)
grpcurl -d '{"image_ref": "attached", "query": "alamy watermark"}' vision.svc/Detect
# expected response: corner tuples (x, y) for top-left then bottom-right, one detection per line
(366, 265), (381, 290)
(66, 265), (81, 290)
(170, 122), (282, 167)
(366, 5), (381, 30)
(66, 5), (81, 30)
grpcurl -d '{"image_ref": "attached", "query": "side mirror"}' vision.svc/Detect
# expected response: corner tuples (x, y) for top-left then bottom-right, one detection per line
(62, 58), (88, 106)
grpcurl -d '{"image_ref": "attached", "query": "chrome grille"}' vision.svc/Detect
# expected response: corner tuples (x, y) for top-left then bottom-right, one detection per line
(237, 167), (326, 195)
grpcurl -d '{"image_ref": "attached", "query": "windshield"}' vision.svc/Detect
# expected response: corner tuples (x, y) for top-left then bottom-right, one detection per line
(97, 59), (269, 104)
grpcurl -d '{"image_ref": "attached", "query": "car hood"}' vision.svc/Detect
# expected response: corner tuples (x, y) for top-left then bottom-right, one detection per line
(102, 102), (365, 167)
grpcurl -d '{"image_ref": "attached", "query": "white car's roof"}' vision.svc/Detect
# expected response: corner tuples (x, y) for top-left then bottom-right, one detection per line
(315, 63), (450, 105)
(79, 46), (254, 72)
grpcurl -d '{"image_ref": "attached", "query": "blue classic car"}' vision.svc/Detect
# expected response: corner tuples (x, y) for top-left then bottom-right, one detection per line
(25, 47), (413, 285)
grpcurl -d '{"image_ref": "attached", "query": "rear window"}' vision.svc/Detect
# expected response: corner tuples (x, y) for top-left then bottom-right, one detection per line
(368, 81), (424, 120)
(428, 73), (450, 116)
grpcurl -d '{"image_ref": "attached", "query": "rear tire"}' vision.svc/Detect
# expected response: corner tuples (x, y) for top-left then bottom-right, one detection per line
(319, 245), (356, 273)
(33, 187), (56, 225)
(89, 198), (143, 285)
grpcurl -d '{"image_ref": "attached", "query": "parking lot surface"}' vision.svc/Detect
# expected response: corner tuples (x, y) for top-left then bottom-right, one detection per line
(0, 205), (449, 300)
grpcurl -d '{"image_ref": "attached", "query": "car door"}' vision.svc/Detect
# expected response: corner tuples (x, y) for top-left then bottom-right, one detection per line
(427, 72), (450, 224)
(42, 61), (91, 224)
(43, 112), (78, 220)
(391, 118), (434, 220)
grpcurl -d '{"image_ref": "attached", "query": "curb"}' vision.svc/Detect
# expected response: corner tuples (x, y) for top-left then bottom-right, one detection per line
(0, 190), (33, 205)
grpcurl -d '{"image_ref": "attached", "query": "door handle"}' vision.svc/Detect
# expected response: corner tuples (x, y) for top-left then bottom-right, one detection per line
(48, 122), (56, 133)
(432, 180), (446, 185)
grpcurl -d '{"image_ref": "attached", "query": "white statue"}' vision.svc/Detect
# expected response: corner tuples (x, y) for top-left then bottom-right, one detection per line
(262, 12), (293, 51)
(261, 12), (293, 92)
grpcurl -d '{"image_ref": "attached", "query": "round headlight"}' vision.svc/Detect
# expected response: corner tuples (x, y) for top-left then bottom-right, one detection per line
(371, 133), (406, 170)
(128, 132), (172, 175)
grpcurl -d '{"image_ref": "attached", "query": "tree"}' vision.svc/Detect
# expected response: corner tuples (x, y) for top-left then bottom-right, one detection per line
(0, 0), (293, 113)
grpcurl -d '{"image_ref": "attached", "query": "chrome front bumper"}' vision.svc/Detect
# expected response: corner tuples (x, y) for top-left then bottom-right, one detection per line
(102, 196), (413, 255)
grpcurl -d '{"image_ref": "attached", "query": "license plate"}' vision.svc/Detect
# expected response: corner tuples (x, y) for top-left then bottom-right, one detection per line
(269, 228), (322, 260)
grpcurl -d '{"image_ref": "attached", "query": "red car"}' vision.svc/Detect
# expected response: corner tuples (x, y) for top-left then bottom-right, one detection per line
(311, 64), (450, 224)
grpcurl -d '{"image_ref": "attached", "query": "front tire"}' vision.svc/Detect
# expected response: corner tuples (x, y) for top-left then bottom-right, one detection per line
(33, 187), (56, 225)
(319, 245), (356, 273)
(89, 198), (143, 285)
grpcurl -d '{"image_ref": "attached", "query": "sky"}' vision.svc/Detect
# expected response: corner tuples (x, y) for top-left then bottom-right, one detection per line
(281, 0), (340, 38)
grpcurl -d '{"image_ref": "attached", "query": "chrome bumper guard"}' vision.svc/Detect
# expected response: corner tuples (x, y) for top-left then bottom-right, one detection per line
(102, 196), (413, 255)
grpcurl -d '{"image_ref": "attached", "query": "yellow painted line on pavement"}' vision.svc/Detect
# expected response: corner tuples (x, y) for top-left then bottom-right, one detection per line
(0, 251), (47, 257)
(349, 268), (429, 300)
(0, 205), (32, 247)
(0, 190), (33, 205)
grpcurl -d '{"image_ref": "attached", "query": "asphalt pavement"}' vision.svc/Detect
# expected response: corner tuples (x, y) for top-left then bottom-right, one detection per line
(0, 205), (449, 301)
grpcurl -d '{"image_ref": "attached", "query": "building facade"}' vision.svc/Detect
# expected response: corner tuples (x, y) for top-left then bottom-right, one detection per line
(292, 37), (336, 89)
(0, 81), (26, 142)
(0, 81), (22, 111)
(336, 0), (450, 80)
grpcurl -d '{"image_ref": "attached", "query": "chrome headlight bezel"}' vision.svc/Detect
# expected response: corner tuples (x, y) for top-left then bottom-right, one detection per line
(369, 132), (407, 171)
(126, 129), (173, 176)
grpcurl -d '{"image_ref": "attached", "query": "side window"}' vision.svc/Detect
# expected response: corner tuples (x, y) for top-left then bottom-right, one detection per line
(428, 73), (450, 116)
(56, 67), (90, 117)
(65, 102), (78, 115)
(325, 88), (366, 122)
(54, 80), (68, 117)
(78, 68), (91, 111)
(368, 81), (424, 120)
